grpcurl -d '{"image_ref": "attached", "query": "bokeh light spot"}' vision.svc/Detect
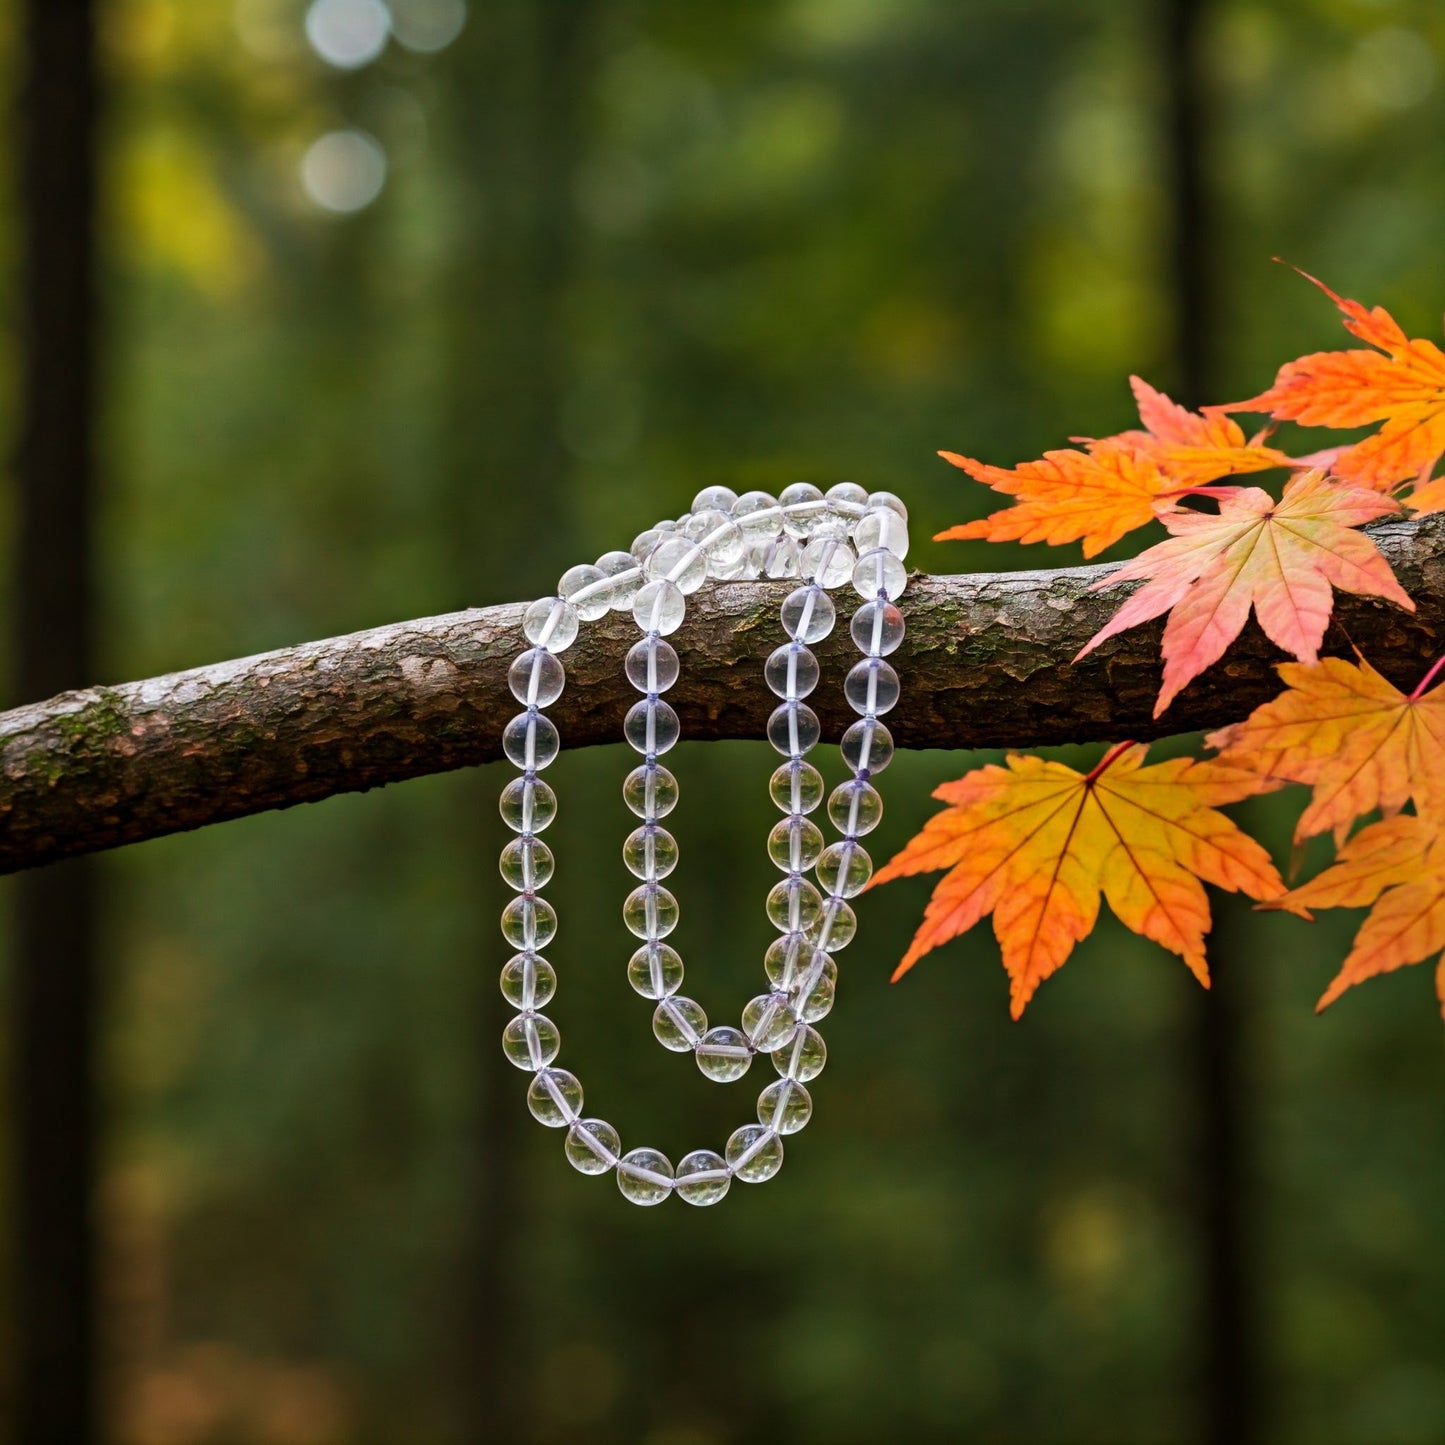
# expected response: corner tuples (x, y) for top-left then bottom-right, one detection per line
(1350, 27), (1435, 111)
(390, 0), (467, 55)
(304, 0), (390, 70)
(301, 130), (388, 214)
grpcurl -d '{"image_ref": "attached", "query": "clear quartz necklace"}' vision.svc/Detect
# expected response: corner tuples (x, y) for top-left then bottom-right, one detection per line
(498, 483), (909, 1206)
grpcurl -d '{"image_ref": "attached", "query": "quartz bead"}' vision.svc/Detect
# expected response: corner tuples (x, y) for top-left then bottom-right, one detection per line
(684, 508), (745, 569)
(499, 776), (557, 833)
(757, 536), (800, 578)
(757, 1077), (813, 1134)
(526, 1067), (583, 1127)
(792, 952), (837, 1022)
(826, 481), (870, 508)
(558, 562), (612, 620)
(768, 760), (824, 815)
(521, 596), (579, 652)
(827, 779), (883, 838)
(632, 578), (686, 635)
(695, 1025), (754, 1082)
(845, 657), (901, 716)
(500, 952), (557, 1010)
(502, 710), (560, 771)
(508, 649), (565, 708)
(653, 995), (707, 1051)
(764, 643), (819, 700)
(851, 546), (908, 602)
(626, 942), (684, 999)
(726, 1124), (784, 1183)
(693, 484), (739, 513)
(742, 991), (800, 1051)
(501, 894), (558, 950)
(565, 1117), (621, 1175)
(800, 536), (856, 588)
(624, 883), (679, 940)
(617, 1147), (674, 1205)
(766, 875), (823, 934)
(767, 815), (824, 873)
(780, 585), (835, 644)
(816, 840), (873, 898)
(766, 701), (821, 757)
(854, 506), (909, 559)
(840, 718), (894, 775)
(809, 898), (857, 951)
(733, 491), (781, 539)
(502, 1012), (561, 1071)
(764, 932), (809, 991)
(630, 527), (666, 564)
(779, 482), (826, 538)
(772, 1023), (827, 1081)
(850, 599), (906, 656)
(623, 763), (679, 819)
(623, 824), (679, 881)
(624, 698), (681, 756)
(499, 836), (555, 891)
(867, 490), (909, 520)
(624, 636), (680, 693)
(646, 535), (708, 594)
(675, 1149), (731, 1206)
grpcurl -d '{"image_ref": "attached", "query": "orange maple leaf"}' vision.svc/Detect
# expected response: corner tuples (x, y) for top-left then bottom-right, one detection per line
(1270, 814), (1445, 1018)
(871, 743), (1284, 1017)
(1229, 269), (1445, 492)
(1075, 471), (1412, 717)
(1207, 656), (1445, 845)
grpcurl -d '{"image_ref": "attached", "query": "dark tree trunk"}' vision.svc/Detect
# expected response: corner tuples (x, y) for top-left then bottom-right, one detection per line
(12, 0), (101, 1441)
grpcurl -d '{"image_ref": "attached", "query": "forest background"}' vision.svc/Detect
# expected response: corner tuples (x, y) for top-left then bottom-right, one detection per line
(2, 0), (1444, 1442)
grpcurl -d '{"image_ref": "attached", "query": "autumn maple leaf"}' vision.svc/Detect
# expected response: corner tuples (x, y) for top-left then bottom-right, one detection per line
(1076, 470), (1412, 717)
(1207, 655), (1445, 845)
(871, 743), (1284, 1017)
(1270, 814), (1445, 1018)
(1229, 269), (1445, 492)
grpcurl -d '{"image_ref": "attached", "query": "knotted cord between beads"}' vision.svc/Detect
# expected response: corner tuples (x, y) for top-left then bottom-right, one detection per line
(497, 482), (910, 1206)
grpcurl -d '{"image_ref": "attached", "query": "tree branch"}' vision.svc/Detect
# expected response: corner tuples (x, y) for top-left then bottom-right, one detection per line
(4, 514), (1443, 875)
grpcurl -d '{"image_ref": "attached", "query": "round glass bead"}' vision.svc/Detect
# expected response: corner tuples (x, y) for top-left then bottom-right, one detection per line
(695, 1025), (754, 1082)
(840, 718), (894, 775)
(624, 698), (681, 756)
(617, 1147), (674, 1206)
(768, 760), (824, 815)
(757, 536), (800, 578)
(675, 1149), (731, 1206)
(646, 535), (708, 594)
(499, 776), (557, 833)
(845, 657), (901, 716)
(502, 711), (560, 771)
(800, 537), (856, 588)
(852, 547), (908, 602)
(632, 578), (686, 635)
(693, 484), (739, 513)
(595, 550), (643, 611)
(793, 953), (837, 1023)
(521, 596), (579, 652)
(779, 482), (826, 538)
(653, 995), (707, 1051)
(623, 763), (679, 819)
(765, 643), (819, 700)
(828, 779), (883, 838)
(500, 952), (556, 1010)
(624, 636), (680, 694)
(767, 702), (821, 757)
(867, 490), (909, 520)
(559, 562), (612, 621)
(501, 894), (558, 951)
(809, 898), (857, 951)
(565, 1117), (621, 1175)
(742, 991), (800, 1051)
(624, 824), (679, 881)
(630, 527), (666, 564)
(764, 933), (809, 991)
(684, 508), (745, 569)
(624, 883), (679, 940)
(501, 1012), (560, 1071)
(626, 942), (684, 999)
(733, 491), (781, 539)
(526, 1067), (583, 1127)
(826, 481), (870, 508)
(767, 875), (823, 934)
(816, 840), (873, 898)
(850, 599), (906, 656)
(757, 1077), (813, 1134)
(780, 586), (835, 644)
(772, 1023), (827, 1082)
(508, 649), (565, 708)
(726, 1124), (784, 1183)
(499, 836), (555, 891)
(767, 815), (824, 873)
(854, 507), (909, 559)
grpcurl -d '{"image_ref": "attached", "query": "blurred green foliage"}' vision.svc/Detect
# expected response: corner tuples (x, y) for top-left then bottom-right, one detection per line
(1, 0), (1443, 1440)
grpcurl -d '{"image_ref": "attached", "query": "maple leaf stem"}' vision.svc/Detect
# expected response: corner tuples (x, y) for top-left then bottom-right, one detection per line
(1409, 653), (1445, 701)
(1085, 740), (1138, 783)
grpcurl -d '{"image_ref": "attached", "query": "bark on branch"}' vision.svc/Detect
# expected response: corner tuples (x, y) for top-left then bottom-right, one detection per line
(4, 513), (1444, 875)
